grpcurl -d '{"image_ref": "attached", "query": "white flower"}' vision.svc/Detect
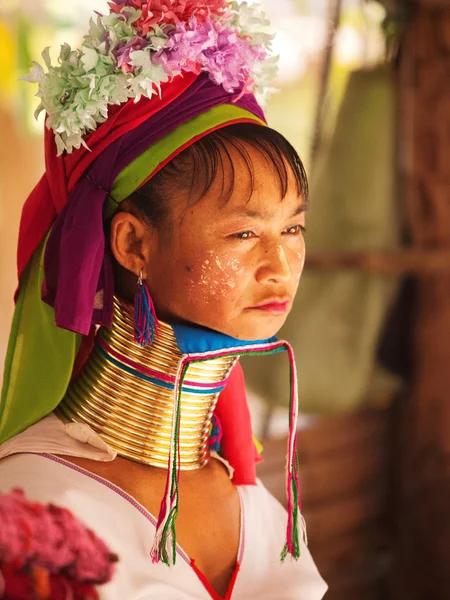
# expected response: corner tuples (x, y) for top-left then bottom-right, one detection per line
(20, 61), (45, 85)
(147, 24), (170, 51)
(228, 1), (272, 49)
(128, 60), (169, 102)
(81, 46), (99, 72)
(129, 48), (153, 71)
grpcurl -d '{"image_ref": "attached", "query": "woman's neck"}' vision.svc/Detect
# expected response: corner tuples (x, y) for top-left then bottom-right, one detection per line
(56, 297), (237, 470)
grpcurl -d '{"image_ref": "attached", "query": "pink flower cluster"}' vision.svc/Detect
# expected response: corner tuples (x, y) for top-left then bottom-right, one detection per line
(0, 489), (118, 584)
(108, 0), (229, 35)
(153, 15), (265, 93)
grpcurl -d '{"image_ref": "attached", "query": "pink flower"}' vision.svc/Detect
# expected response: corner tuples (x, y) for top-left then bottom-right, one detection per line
(0, 489), (118, 584)
(108, 0), (229, 35)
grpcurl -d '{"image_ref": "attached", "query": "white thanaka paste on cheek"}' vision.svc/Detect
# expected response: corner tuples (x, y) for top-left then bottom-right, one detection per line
(186, 251), (247, 305)
(200, 251), (246, 294)
(210, 251), (245, 276)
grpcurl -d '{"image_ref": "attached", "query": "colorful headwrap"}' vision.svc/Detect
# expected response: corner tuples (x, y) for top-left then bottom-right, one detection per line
(0, 0), (276, 483)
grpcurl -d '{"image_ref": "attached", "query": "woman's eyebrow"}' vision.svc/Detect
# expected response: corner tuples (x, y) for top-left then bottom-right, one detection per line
(227, 202), (308, 220)
(291, 202), (308, 216)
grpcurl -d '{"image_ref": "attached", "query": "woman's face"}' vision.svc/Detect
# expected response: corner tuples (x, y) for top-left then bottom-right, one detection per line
(144, 144), (306, 340)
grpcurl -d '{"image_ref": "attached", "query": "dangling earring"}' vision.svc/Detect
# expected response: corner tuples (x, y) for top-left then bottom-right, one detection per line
(134, 269), (159, 347)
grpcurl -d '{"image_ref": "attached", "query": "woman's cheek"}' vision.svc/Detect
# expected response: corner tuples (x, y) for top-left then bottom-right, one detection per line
(293, 248), (306, 282)
(185, 251), (247, 304)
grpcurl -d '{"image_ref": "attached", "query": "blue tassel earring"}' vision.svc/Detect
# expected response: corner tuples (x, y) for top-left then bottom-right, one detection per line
(134, 269), (159, 347)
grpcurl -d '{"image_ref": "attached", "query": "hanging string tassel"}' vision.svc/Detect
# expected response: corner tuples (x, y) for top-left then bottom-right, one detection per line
(208, 414), (223, 453)
(281, 342), (302, 562)
(134, 269), (159, 347)
(146, 338), (303, 566)
(150, 357), (189, 567)
(150, 490), (178, 566)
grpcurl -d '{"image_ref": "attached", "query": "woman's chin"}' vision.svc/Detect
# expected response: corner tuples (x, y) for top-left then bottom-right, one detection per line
(172, 309), (287, 342)
(207, 314), (287, 342)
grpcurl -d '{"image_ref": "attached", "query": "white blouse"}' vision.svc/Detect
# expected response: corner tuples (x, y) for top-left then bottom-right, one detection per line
(0, 418), (327, 600)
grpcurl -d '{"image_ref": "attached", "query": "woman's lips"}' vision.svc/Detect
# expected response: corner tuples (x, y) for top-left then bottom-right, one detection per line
(250, 300), (290, 314)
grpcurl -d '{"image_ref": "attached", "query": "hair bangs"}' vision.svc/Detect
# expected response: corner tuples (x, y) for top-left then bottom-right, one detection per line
(125, 122), (308, 230)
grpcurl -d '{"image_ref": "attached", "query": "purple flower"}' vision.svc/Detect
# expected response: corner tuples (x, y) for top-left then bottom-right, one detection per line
(153, 15), (265, 93)
(114, 36), (150, 72)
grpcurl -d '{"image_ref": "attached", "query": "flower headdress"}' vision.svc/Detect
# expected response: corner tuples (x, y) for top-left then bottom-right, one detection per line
(22, 0), (279, 155)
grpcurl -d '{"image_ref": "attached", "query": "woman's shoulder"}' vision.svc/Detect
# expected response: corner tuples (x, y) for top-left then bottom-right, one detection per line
(0, 453), (111, 516)
(0, 453), (152, 538)
(0, 453), (64, 495)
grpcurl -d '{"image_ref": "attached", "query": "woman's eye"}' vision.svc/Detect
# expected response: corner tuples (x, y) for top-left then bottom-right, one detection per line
(234, 231), (256, 240)
(284, 225), (305, 235)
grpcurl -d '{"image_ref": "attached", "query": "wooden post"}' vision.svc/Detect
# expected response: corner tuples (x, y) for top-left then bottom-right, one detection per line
(395, 1), (450, 597)
(310, 0), (343, 163)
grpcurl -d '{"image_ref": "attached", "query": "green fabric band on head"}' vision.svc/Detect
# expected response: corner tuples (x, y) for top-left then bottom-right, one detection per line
(106, 104), (265, 218)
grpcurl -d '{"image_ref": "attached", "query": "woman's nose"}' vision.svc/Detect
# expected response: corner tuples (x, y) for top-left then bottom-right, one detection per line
(256, 243), (291, 284)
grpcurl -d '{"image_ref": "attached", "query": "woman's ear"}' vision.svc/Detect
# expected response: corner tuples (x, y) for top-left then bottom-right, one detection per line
(110, 211), (153, 278)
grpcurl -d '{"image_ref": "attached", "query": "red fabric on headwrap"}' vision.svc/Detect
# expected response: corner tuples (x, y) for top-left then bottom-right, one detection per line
(17, 72), (197, 281)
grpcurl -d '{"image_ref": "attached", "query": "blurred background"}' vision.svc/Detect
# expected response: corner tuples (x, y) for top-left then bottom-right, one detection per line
(1, 0), (449, 598)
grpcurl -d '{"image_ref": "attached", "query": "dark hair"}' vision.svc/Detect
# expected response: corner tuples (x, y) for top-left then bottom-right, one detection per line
(124, 122), (308, 231)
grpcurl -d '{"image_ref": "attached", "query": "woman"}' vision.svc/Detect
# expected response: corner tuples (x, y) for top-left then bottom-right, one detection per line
(0, 1), (327, 598)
